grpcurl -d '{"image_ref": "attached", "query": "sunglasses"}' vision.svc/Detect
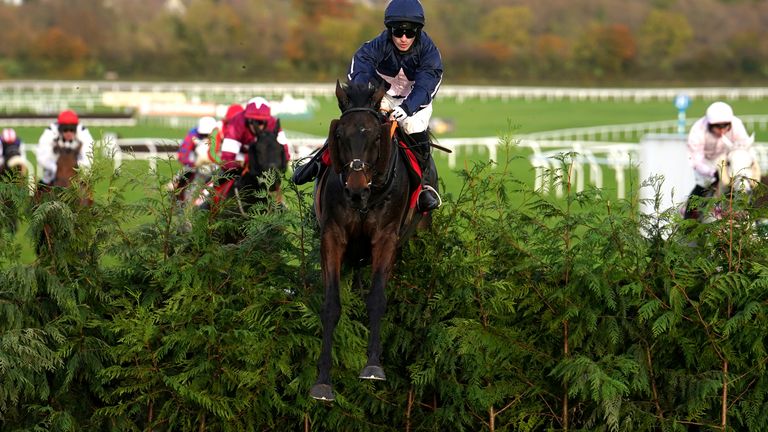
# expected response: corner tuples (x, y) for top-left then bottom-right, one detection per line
(710, 122), (731, 130)
(391, 27), (417, 39)
(247, 119), (267, 127)
(59, 125), (77, 133)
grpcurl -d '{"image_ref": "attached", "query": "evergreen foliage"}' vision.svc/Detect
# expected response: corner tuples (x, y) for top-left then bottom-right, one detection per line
(1, 143), (768, 430)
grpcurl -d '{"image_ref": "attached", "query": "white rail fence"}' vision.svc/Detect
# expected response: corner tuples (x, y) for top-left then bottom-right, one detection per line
(20, 132), (768, 201)
(521, 115), (768, 141)
(3, 80), (768, 113)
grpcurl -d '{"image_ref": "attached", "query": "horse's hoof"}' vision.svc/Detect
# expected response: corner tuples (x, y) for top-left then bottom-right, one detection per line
(359, 365), (386, 381)
(310, 384), (335, 401)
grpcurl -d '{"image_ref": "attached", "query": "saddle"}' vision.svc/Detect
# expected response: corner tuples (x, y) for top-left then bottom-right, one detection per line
(390, 122), (424, 210)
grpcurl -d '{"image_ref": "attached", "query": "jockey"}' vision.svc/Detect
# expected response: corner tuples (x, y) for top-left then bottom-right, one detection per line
(0, 127), (28, 178)
(219, 96), (290, 172)
(172, 116), (218, 200)
(204, 97), (290, 201)
(36, 109), (94, 186)
(292, 0), (443, 212)
(208, 103), (244, 165)
(684, 101), (753, 219)
(178, 115), (218, 169)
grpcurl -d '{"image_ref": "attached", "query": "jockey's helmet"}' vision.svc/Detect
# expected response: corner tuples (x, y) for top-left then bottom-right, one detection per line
(706, 101), (734, 125)
(224, 103), (244, 122)
(1, 127), (17, 144)
(384, 0), (425, 28)
(57, 109), (79, 125)
(244, 97), (271, 121)
(197, 116), (217, 135)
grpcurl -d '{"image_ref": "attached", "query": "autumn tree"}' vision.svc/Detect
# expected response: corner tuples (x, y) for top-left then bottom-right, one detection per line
(637, 10), (693, 73)
(532, 33), (573, 78)
(574, 23), (637, 78)
(728, 30), (768, 78)
(28, 28), (90, 79)
(478, 6), (533, 63)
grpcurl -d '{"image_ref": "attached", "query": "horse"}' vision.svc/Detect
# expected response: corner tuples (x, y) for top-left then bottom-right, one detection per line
(309, 80), (432, 401)
(193, 127), (287, 229)
(719, 146), (761, 198)
(234, 126), (288, 211)
(36, 141), (92, 253)
(46, 140), (93, 204)
(170, 138), (216, 206)
(684, 140), (761, 223)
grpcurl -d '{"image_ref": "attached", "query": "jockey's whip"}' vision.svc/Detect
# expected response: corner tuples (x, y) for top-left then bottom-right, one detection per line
(430, 142), (452, 153)
(384, 109), (453, 153)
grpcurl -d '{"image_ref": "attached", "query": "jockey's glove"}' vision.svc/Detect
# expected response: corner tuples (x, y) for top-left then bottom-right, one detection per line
(390, 106), (408, 122)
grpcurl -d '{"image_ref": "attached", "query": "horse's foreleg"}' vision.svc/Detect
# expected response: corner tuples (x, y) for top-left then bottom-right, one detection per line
(311, 233), (345, 401)
(359, 239), (397, 381)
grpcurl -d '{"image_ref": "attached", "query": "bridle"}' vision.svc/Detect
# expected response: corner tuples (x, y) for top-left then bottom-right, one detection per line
(337, 107), (385, 189)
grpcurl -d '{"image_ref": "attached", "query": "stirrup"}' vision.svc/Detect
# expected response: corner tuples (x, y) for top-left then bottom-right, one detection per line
(418, 185), (442, 212)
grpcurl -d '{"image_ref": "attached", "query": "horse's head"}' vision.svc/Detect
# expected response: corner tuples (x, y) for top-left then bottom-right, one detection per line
(53, 141), (81, 187)
(245, 126), (286, 192)
(328, 80), (391, 210)
(722, 135), (760, 196)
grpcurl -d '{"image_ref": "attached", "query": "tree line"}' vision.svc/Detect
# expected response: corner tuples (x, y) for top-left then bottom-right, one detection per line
(2, 148), (768, 430)
(0, 0), (766, 85)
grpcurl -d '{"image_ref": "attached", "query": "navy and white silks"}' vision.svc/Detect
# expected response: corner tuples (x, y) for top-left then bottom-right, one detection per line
(347, 30), (443, 134)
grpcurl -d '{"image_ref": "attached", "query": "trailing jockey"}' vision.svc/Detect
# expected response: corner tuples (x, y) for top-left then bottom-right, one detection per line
(206, 97), (290, 203)
(0, 128), (28, 179)
(171, 115), (218, 202)
(684, 101), (755, 220)
(36, 109), (94, 187)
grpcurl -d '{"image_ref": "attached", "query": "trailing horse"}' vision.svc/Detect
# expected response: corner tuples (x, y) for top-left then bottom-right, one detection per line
(684, 141), (761, 223)
(198, 127), (287, 213)
(234, 126), (288, 211)
(192, 127), (287, 242)
(309, 80), (431, 401)
(35, 141), (92, 254)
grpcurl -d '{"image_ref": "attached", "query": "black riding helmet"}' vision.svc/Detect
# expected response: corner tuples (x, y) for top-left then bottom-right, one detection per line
(384, 0), (425, 41)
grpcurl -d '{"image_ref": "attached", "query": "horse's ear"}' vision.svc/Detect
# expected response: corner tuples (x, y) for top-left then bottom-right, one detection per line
(372, 82), (387, 110)
(327, 119), (344, 174)
(336, 80), (351, 113)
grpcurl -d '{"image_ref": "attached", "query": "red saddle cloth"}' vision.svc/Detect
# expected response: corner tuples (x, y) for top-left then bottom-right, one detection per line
(393, 128), (423, 210)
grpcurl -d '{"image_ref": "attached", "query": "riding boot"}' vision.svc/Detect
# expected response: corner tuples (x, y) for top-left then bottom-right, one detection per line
(292, 145), (328, 186)
(292, 159), (322, 185)
(408, 132), (442, 212)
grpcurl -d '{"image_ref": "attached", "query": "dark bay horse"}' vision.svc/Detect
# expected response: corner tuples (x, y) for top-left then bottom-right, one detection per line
(237, 126), (288, 210)
(310, 81), (429, 401)
(197, 127), (287, 215)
